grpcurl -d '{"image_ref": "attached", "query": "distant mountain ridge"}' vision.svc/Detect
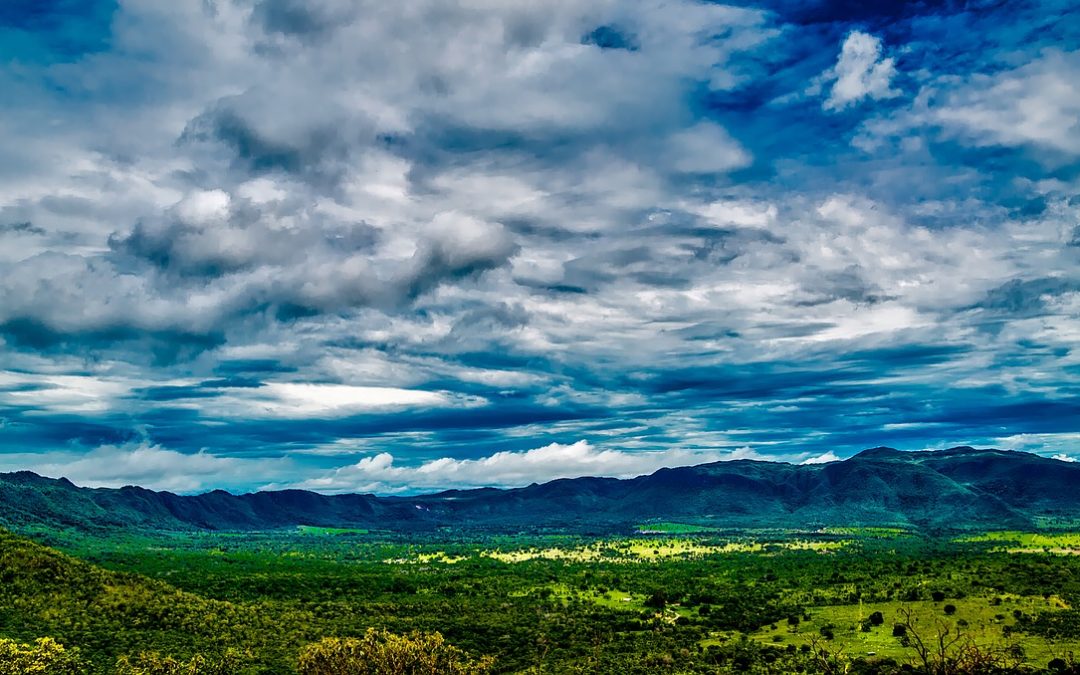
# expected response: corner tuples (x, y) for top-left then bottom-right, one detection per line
(1, 446), (1077, 533)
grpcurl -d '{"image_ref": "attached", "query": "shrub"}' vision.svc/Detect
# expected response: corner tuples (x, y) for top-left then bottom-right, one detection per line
(298, 629), (494, 675)
(115, 650), (244, 675)
(0, 637), (84, 675)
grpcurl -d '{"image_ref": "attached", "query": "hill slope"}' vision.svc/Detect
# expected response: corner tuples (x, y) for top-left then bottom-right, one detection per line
(0, 527), (286, 671)
(2, 447), (1076, 532)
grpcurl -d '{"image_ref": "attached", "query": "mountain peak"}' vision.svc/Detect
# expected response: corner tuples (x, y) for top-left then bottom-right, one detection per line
(852, 446), (903, 459)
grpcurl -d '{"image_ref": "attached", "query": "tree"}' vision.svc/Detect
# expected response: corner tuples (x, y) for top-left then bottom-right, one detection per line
(115, 650), (244, 674)
(298, 629), (494, 675)
(0, 637), (84, 674)
(806, 635), (850, 675)
(644, 590), (668, 610)
(895, 607), (1021, 674)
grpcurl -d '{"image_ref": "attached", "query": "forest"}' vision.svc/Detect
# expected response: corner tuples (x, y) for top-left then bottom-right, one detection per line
(5, 525), (1080, 673)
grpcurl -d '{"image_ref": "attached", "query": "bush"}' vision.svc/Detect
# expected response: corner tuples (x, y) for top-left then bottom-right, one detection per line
(943, 604), (957, 615)
(0, 637), (84, 675)
(115, 650), (244, 674)
(892, 624), (907, 637)
(298, 629), (494, 675)
(869, 611), (885, 626)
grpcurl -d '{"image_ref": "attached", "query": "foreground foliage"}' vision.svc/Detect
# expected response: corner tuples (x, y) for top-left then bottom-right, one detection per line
(114, 650), (246, 674)
(0, 637), (84, 674)
(298, 630), (494, 675)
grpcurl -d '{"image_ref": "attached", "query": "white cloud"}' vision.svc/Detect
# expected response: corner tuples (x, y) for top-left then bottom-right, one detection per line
(277, 440), (759, 493)
(800, 451), (840, 464)
(0, 371), (133, 414)
(261, 383), (448, 415)
(666, 122), (752, 173)
(169, 381), (479, 419)
(930, 50), (1080, 155)
(1053, 454), (1076, 463)
(994, 432), (1080, 456)
(0, 443), (292, 493)
(822, 31), (899, 111)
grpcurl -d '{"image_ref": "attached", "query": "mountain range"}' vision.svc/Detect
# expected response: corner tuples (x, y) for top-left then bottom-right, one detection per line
(2, 446), (1077, 533)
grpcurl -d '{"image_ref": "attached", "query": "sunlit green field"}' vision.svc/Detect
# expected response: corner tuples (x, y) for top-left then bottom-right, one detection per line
(956, 531), (1080, 554)
(377, 535), (851, 564)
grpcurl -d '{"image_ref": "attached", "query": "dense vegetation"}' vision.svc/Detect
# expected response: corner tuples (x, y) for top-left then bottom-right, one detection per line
(6, 525), (1080, 673)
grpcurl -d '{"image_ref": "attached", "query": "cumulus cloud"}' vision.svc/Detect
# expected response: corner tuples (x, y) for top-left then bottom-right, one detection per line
(821, 31), (899, 111)
(800, 451), (841, 465)
(666, 122), (752, 173)
(279, 440), (758, 493)
(0, 0), (770, 347)
(930, 50), (1080, 155)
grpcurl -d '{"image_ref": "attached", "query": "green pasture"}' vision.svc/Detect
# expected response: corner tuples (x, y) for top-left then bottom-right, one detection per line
(747, 594), (1076, 664)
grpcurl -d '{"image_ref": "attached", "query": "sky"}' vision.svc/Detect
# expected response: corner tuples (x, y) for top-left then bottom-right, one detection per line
(0, 0), (1078, 494)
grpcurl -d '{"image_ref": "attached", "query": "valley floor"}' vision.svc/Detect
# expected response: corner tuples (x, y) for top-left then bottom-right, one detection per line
(4, 525), (1080, 673)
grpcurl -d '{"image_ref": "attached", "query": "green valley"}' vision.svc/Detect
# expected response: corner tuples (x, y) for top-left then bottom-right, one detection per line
(6, 524), (1080, 673)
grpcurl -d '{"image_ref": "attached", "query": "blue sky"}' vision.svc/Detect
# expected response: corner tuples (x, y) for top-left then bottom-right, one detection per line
(0, 0), (1077, 494)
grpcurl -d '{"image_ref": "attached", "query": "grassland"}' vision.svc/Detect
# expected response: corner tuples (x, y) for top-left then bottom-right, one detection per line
(296, 525), (369, 535)
(746, 594), (1075, 663)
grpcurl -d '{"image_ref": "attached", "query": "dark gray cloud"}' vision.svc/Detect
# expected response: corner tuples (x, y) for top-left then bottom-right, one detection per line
(976, 277), (1080, 318)
(251, 0), (350, 39)
(0, 221), (46, 235)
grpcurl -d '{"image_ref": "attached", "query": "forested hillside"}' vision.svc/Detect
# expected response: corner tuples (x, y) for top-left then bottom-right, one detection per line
(0, 528), (492, 673)
(2, 447), (1077, 534)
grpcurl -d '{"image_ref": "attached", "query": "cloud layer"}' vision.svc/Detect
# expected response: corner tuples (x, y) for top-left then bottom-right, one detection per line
(0, 0), (1077, 493)
(278, 441), (774, 493)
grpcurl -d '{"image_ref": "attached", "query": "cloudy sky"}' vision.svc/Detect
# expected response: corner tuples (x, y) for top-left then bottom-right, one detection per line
(0, 0), (1077, 494)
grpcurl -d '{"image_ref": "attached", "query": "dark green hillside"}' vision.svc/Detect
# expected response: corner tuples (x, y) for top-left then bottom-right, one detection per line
(0, 528), (298, 672)
(1, 447), (1076, 534)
